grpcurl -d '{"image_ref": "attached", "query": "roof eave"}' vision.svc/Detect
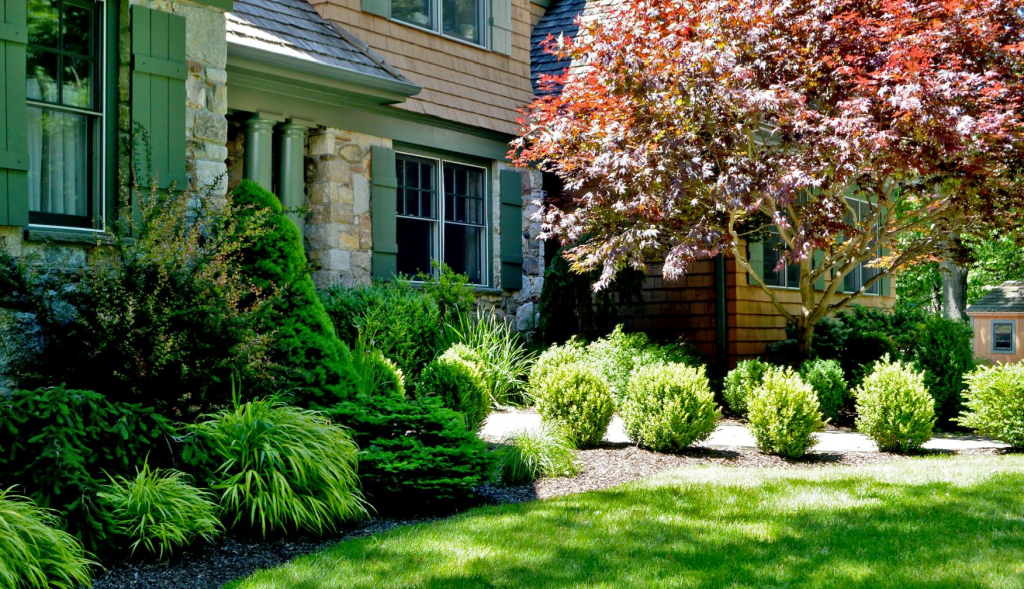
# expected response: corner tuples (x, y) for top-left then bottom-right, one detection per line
(227, 41), (421, 104)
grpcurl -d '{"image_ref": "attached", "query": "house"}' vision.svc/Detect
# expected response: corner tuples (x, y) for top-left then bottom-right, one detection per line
(967, 282), (1024, 364)
(529, 0), (896, 366)
(0, 0), (548, 331)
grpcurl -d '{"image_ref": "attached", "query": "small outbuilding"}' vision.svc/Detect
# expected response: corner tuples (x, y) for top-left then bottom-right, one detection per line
(966, 281), (1024, 364)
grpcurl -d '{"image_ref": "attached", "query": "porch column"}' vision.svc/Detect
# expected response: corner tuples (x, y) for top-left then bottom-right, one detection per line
(277, 119), (314, 236)
(243, 112), (283, 189)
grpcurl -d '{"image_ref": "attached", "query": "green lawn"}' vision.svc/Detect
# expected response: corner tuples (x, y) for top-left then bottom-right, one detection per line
(230, 455), (1024, 589)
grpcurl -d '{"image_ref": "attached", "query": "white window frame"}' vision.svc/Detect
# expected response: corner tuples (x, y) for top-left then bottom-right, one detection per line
(25, 0), (108, 233)
(395, 151), (490, 287)
(840, 198), (882, 296)
(991, 320), (1016, 354)
(390, 0), (487, 49)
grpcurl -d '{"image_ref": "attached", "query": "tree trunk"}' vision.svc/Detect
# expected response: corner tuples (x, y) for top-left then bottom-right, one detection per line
(793, 319), (815, 360)
(941, 259), (968, 321)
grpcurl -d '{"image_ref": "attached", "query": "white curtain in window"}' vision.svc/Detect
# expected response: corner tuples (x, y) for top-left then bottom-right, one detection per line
(27, 104), (88, 218)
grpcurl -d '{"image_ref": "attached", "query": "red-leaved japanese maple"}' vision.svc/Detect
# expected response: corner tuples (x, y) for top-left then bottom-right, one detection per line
(514, 0), (1024, 355)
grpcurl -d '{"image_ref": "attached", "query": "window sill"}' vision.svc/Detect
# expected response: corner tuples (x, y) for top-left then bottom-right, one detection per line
(23, 228), (116, 247)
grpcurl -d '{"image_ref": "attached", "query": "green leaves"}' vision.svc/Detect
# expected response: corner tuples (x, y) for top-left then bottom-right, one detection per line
(622, 363), (720, 452)
(724, 359), (771, 416)
(854, 356), (936, 453)
(439, 310), (536, 407)
(534, 363), (614, 448)
(0, 488), (95, 589)
(497, 422), (579, 486)
(958, 364), (1024, 448)
(748, 367), (825, 458)
(417, 346), (491, 432)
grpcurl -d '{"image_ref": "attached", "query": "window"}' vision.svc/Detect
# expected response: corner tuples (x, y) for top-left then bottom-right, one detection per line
(26, 0), (104, 229)
(762, 230), (800, 289)
(842, 199), (882, 295)
(992, 321), (1015, 354)
(396, 154), (487, 285)
(392, 0), (484, 45)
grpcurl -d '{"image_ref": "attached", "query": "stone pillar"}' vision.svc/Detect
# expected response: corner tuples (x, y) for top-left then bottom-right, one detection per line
(277, 119), (313, 235)
(243, 113), (282, 189)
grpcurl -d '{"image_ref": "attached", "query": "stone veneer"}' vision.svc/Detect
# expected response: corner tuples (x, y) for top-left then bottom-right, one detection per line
(304, 128), (387, 287)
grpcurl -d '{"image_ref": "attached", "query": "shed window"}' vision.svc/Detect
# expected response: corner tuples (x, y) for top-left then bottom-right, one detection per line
(992, 321), (1015, 354)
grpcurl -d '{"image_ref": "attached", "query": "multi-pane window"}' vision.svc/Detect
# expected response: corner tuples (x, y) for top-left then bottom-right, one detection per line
(26, 0), (103, 229)
(992, 321), (1015, 354)
(842, 199), (882, 295)
(392, 0), (483, 45)
(762, 230), (800, 289)
(396, 154), (487, 285)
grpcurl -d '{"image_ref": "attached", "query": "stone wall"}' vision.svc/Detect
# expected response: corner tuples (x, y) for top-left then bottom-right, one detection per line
(304, 128), (388, 288)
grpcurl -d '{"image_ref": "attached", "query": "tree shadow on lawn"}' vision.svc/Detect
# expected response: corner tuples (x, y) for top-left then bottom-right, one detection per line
(240, 463), (1024, 589)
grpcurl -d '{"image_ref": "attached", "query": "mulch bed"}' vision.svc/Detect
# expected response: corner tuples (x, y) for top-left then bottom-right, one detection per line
(92, 442), (1012, 589)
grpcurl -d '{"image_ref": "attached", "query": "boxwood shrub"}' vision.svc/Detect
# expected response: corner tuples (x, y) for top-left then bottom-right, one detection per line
(854, 356), (935, 453)
(621, 363), (720, 452)
(747, 368), (824, 458)
(417, 346), (490, 431)
(534, 363), (614, 448)
(958, 364), (1024, 447)
(527, 337), (588, 400)
(724, 359), (770, 416)
(799, 358), (847, 421)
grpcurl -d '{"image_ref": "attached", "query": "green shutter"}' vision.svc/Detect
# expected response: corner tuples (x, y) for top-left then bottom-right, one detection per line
(362, 0), (390, 18)
(813, 250), (825, 291)
(879, 247), (891, 297)
(499, 169), (523, 290)
(0, 0), (28, 227)
(371, 145), (398, 280)
(490, 0), (512, 56)
(131, 6), (187, 191)
(746, 240), (763, 286)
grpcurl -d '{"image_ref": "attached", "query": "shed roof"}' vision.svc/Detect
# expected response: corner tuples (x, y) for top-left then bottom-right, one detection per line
(226, 0), (413, 88)
(530, 0), (585, 94)
(967, 282), (1024, 314)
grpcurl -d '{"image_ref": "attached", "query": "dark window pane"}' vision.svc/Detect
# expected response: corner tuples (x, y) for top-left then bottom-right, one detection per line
(63, 3), (93, 55)
(444, 224), (483, 284)
(406, 159), (419, 189)
(763, 233), (783, 287)
(442, 0), (481, 44)
(994, 323), (1014, 351)
(27, 0), (59, 48)
(393, 0), (433, 29)
(26, 49), (59, 103)
(844, 266), (859, 293)
(62, 56), (92, 108)
(421, 190), (434, 219)
(397, 217), (435, 277)
(27, 106), (90, 218)
(786, 259), (800, 289)
(397, 155), (437, 220)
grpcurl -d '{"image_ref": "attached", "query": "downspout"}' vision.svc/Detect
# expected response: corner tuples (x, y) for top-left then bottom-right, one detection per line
(714, 253), (728, 368)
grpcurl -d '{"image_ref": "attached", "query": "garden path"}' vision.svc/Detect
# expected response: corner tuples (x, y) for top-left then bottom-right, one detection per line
(481, 411), (1009, 453)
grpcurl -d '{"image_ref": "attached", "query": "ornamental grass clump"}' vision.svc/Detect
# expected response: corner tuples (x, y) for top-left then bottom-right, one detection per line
(497, 422), (580, 485)
(187, 397), (366, 536)
(535, 363), (614, 448)
(854, 356), (935, 453)
(958, 364), (1024, 447)
(440, 309), (536, 406)
(621, 363), (720, 452)
(799, 358), (847, 421)
(724, 359), (770, 416)
(99, 462), (222, 559)
(417, 346), (491, 431)
(0, 488), (94, 589)
(747, 368), (824, 458)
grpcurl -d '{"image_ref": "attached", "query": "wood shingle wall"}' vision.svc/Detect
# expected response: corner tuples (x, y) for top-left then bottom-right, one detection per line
(309, 0), (536, 135)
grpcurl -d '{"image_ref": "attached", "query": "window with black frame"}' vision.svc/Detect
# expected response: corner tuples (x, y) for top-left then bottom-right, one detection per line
(26, 0), (103, 229)
(391, 0), (483, 45)
(395, 153), (487, 285)
(992, 321), (1015, 354)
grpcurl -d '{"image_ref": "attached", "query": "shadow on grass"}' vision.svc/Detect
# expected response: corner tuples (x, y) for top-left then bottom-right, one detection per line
(233, 457), (1024, 589)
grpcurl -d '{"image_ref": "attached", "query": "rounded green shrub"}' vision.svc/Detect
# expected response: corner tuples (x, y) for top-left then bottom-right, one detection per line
(417, 348), (490, 431)
(497, 422), (580, 485)
(586, 325), (651, 402)
(534, 363), (614, 448)
(724, 359), (770, 416)
(621, 363), (720, 452)
(100, 462), (222, 559)
(0, 488), (95, 589)
(186, 397), (366, 536)
(958, 364), (1024, 447)
(748, 368), (824, 458)
(527, 338), (587, 400)
(854, 356), (935, 453)
(799, 358), (847, 421)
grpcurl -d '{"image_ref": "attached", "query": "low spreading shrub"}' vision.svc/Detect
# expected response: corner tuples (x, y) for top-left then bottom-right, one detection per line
(0, 488), (94, 589)
(621, 363), (720, 452)
(186, 397), (366, 536)
(747, 368), (824, 458)
(497, 422), (580, 485)
(320, 280), (442, 378)
(0, 386), (171, 554)
(534, 364), (614, 448)
(440, 310), (535, 406)
(799, 358), (847, 421)
(417, 347), (491, 431)
(100, 462), (222, 559)
(854, 356), (935, 453)
(958, 364), (1024, 447)
(527, 338), (588, 400)
(723, 359), (770, 416)
(324, 394), (492, 514)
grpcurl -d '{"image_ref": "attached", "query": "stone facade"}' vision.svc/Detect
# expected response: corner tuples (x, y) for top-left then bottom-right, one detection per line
(304, 128), (388, 288)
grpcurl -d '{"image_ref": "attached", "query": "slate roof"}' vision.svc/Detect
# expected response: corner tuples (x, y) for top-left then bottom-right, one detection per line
(530, 0), (585, 94)
(226, 0), (413, 87)
(967, 282), (1024, 314)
